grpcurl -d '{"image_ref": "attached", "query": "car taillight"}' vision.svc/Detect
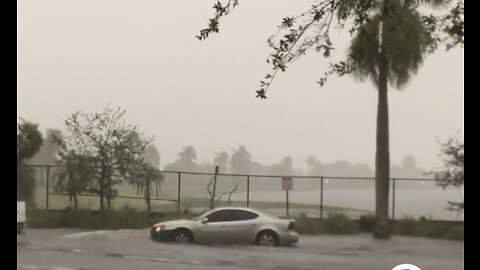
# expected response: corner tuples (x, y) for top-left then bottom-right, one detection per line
(288, 221), (296, 231)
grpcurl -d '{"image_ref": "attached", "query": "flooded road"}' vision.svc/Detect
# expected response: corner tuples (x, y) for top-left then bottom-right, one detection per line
(18, 229), (463, 270)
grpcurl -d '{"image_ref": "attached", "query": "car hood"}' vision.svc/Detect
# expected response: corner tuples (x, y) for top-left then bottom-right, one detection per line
(153, 219), (197, 230)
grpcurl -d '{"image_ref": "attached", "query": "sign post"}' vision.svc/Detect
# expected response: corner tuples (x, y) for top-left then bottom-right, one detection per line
(211, 166), (219, 209)
(282, 177), (293, 217)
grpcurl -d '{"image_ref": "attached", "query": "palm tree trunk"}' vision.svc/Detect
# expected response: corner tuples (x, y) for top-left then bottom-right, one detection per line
(107, 176), (112, 210)
(146, 178), (151, 214)
(73, 193), (78, 210)
(71, 173), (78, 210)
(67, 172), (74, 208)
(99, 167), (105, 212)
(373, 44), (391, 239)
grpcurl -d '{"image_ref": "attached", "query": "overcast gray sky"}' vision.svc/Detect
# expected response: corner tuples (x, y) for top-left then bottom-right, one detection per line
(17, 0), (463, 170)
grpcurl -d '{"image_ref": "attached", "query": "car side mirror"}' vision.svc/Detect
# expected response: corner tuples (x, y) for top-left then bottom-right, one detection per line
(200, 217), (208, 224)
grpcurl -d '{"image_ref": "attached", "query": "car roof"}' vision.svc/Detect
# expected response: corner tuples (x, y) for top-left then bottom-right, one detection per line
(213, 206), (257, 211)
(211, 207), (277, 217)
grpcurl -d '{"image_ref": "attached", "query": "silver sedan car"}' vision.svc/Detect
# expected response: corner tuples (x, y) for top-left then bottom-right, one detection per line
(150, 207), (299, 246)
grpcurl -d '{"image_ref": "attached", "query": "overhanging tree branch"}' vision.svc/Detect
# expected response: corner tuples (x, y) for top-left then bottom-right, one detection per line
(198, 0), (463, 98)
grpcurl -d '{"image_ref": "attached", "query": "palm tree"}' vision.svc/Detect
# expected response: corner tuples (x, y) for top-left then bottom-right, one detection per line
(54, 155), (90, 210)
(178, 146), (198, 170)
(134, 165), (164, 214)
(214, 151), (230, 173)
(345, 0), (443, 238)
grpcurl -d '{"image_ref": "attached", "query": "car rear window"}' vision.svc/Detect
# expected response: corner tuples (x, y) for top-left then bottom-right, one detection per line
(232, 210), (259, 221)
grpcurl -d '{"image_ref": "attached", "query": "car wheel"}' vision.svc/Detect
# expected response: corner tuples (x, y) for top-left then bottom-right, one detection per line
(171, 229), (193, 244)
(256, 231), (278, 247)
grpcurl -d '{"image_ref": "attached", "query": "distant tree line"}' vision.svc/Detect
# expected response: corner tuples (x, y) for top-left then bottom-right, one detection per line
(162, 145), (425, 179)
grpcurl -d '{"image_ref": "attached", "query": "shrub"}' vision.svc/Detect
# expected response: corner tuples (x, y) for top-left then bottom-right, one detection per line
(358, 214), (375, 232)
(393, 217), (464, 241)
(296, 215), (319, 235)
(28, 207), (151, 229)
(444, 225), (464, 240)
(393, 216), (418, 235)
(319, 212), (358, 234)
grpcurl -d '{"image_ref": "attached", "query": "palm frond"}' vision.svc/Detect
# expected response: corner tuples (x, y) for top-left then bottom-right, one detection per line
(348, 14), (382, 84)
(382, 6), (431, 88)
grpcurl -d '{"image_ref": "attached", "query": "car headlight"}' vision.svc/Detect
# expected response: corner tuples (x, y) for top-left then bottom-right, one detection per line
(154, 224), (165, 232)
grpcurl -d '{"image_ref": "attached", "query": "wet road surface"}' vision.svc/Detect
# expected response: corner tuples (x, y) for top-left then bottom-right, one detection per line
(17, 229), (463, 270)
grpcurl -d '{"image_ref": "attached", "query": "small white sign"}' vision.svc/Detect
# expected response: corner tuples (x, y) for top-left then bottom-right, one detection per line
(282, 177), (293, 191)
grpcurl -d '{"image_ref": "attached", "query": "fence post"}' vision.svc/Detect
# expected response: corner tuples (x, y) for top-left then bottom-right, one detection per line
(177, 173), (181, 213)
(46, 166), (50, 210)
(320, 177), (324, 219)
(392, 178), (396, 222)
(246, 175), (250, 207)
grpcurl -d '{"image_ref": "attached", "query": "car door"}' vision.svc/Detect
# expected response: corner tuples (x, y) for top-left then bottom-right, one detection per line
(225, 210), (260, 243)
(195, 209), (234, 244)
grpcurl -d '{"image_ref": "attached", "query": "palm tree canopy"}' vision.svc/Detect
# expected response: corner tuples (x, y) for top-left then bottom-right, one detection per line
(346, 0), (446, 88)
